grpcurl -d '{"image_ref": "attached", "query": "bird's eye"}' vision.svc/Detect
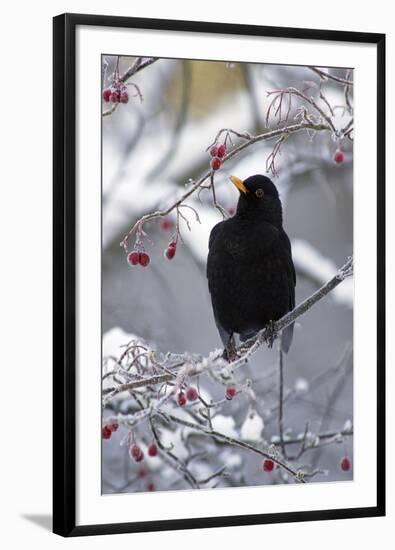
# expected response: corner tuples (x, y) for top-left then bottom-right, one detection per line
(255, 188), (264, 198)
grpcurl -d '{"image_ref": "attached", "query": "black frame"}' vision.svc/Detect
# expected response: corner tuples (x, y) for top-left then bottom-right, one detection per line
(53, 13), (386, 537)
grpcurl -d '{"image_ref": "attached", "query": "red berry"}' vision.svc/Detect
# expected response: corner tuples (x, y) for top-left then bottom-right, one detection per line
(165, 246), (176, 260)
(127, 250), (139, 266)
(102, 426), (111, 439)
(102, 88), (111, 102)
(228, 207), (235, 216)
(333, 149), (344, 164)
(148, 443), (158, 457)
(217, 144), (226, 158)
(186, 387), (198, 401)
(139, 252), (150, 267)
(130, 445), (144, 462)
(107, 422), (118, 433)
(120, 90), (129, 103)
(263, 459), (275, 472)
(340, 456), (351, 471)
(210, 145), (218, 157)
(137, 466), (147, 478)
(110, 90), (120, 103)
(225, 385), (236, 400)
(211, 157), (221, 171)
(177, 392), (187, 406)
(160, 218), (172, 231)
(146, 482), (155, 491)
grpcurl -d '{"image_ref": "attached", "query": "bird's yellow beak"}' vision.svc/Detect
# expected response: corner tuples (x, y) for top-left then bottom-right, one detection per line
(229, 175), (248, 194)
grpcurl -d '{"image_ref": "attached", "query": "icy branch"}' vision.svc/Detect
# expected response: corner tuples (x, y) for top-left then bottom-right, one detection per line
(103, 256), (353, 400)
(120, 120), (331, 251)
(309, 67), (354, 86)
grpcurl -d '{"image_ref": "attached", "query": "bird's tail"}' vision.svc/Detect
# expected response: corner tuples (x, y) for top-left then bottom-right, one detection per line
(281, 323), (294, 353)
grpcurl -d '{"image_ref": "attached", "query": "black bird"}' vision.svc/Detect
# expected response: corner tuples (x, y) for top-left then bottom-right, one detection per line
(207, 174), (296, 355)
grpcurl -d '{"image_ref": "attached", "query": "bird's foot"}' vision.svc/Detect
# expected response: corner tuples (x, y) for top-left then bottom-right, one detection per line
(266, 320), (277, 348)
(222, 336), (238, 362)
(222, 348), (238, 363)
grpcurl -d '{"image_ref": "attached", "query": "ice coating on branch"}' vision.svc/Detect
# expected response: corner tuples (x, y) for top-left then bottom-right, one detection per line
(102, 327), (149, 390)
(103, 326), (147, 357)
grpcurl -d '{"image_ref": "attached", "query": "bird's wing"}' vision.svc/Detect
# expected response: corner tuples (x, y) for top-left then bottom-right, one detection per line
(207, 221), (233, 346)
(207, 221), (224, 278)
(208, 221), (224, 251)
(279, 230), (296, 309)
(279, 230), (296, 352)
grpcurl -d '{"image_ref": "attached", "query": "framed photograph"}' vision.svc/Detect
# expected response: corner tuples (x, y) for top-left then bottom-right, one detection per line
(53, 13), (385, 536)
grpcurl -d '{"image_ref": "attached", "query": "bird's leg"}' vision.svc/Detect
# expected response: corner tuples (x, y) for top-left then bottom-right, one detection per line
(222, 332), (237, 362)
(266, 320), (277, 348)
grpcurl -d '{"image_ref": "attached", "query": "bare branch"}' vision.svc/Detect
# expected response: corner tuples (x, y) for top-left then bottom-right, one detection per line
(120, 120), (331, 250)
(166, 413), (306, 483)
(309, 67), (354, 86)
(120, 57), (158, 83)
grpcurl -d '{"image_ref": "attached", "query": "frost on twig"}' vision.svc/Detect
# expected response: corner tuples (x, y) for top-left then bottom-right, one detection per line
(102, 56), (158, 116)
(102, 257), (353, 489)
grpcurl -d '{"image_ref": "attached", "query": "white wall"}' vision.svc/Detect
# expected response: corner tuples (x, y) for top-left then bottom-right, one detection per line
(0, 0), (393, 547)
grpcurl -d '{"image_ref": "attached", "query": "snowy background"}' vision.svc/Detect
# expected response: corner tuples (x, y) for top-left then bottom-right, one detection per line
(101, 57), (353, 494)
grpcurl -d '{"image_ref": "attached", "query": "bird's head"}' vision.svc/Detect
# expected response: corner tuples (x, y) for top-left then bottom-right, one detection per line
(229, 174), (283, 226)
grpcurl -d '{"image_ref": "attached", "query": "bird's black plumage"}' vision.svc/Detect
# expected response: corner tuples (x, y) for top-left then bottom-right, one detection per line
(207, 174), (296, 353)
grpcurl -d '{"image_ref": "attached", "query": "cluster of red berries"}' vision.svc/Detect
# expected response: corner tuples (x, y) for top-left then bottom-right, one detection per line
(262, 459), (275, 472)
(102, 422), (119, 440)
(333, 148), (345, 164)
(130, 444), (144, 462)
(129, 442), (158, 463)
(225, 384), (236, 401)
(165, 240), (177, 260)
(177, 387), (199, 406)
(127, 250), (150, 267)
(340, 456), (351, 471)
(102, 82), (129, 104)
(209, 143), (227, 171)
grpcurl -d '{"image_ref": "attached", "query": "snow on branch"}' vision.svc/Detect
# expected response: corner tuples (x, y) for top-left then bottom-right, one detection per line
(119, 69), (353, 257)
(102, 256), (353, 485)
(103, 256), (353, 398)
